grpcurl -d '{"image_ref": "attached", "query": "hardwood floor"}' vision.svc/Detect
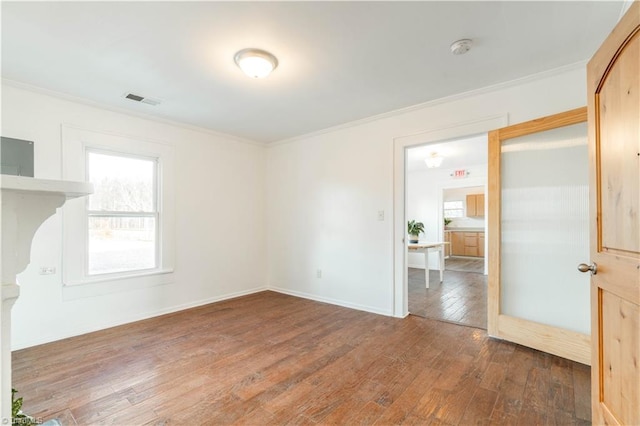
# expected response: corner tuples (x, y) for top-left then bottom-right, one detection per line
(445, 257), (485, 274)
(12, 291), (590, 425)
(408, 268), (487, 329)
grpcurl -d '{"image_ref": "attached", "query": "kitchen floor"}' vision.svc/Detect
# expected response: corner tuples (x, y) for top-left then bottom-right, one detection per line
(445, 256), (484, 274)
(408, 267), (487, 329)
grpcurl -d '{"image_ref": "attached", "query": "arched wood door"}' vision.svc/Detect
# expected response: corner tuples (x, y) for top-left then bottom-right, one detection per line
(587, 2), (640, 424)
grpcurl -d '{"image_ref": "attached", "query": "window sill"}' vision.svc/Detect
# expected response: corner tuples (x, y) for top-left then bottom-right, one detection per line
(62, 268), (174, 300)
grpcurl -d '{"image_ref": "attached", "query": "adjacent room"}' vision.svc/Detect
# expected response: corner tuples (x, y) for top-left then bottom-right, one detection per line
(406, 135), (488, 329)
(1, 1), (638, 425)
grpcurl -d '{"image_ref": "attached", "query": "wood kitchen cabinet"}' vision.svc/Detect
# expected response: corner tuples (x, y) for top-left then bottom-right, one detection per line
(450, 231), (465, 256)
(466, 194), (485, 217)
(464, 232), (478, 256)
(444, 231), (452, 257)
(449, 230), (485, 257)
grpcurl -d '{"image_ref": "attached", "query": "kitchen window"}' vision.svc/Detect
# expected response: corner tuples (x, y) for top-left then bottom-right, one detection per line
(443, 200), (464, 218)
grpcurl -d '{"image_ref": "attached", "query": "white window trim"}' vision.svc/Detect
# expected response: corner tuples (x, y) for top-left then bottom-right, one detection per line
(61, 125), (175, 299)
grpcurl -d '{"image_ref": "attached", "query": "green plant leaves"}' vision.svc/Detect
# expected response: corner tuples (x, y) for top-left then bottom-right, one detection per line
(11, 388), (36, 426)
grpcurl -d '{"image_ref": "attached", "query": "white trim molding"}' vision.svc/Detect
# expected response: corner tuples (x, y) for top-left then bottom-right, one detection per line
(60, 125), (176, 294)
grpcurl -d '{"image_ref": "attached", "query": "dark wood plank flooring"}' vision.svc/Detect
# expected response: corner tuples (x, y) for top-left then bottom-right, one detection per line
(445, 257), (485, 274)
(408, 268), (487, 329)
(12, 291), (590, 425)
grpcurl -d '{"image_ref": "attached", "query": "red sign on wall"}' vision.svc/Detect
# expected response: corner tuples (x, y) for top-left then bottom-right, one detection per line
(452, 169), (468, 179)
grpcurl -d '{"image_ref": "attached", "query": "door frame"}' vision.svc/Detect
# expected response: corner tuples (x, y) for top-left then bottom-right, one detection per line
(392, 114), (507, 317)
(487, 106), (591, 365)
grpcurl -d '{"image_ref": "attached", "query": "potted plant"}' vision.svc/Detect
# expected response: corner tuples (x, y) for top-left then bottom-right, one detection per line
(444, 218), (452, 228)
(407, 220), (425, 243)
(12, 388), (36, 425)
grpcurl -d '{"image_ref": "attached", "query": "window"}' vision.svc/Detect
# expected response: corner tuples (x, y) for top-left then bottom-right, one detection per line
(62, 125), (174, 295)
(443, 200), (464, 218)
(86, 150), (158, 275)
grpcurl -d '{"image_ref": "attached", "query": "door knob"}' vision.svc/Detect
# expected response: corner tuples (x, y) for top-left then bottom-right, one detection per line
(577, 262), (597, 275)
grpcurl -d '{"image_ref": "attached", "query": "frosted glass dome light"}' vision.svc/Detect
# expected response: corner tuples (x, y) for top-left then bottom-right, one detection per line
(425, 152), (444, 168)
(234, 48), (278, 79)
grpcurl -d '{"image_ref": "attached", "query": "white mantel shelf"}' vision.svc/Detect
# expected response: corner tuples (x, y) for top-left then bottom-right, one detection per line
(1, 174), (93, 198)
(1, 175), (92, 422)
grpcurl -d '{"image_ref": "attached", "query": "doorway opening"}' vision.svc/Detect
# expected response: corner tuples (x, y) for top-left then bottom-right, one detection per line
(405, 134), (488, 329)
(391, 114), (506, 319)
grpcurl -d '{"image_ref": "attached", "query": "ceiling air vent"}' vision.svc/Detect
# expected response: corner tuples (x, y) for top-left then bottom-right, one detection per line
(123, 93), (162, 106)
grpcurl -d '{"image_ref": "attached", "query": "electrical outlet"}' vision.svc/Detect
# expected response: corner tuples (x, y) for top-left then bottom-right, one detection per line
(316, 269), (322, 278)
(378, 210), (385, 221)
(39, 266), (56, 275)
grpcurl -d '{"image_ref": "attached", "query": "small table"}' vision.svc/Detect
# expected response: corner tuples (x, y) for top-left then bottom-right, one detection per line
(408, 242), (450, 288)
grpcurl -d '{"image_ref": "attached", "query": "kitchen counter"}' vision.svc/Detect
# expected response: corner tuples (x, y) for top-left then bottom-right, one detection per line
(445, 228), (485, 232)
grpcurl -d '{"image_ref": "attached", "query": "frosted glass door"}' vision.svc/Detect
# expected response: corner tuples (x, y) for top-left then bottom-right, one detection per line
(500, 122), (590, 335)
(488, 108), (590, 364)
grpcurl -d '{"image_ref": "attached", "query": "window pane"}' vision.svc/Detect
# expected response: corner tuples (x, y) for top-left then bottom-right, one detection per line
(88, 216), (156, 275)
(444, 209), (463, 218)
(444, 201), (463, 209)
(88, 152), (155, 212)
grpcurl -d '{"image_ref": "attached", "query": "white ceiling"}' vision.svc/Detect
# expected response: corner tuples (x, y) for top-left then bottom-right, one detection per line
(407, 134), (487, 172)
(1, 1), (624, 143)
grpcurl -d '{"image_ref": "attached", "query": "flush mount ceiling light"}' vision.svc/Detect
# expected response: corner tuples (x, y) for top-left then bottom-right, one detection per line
(425, 152), (444, 168)
(234, 48), (278, 79)
(450, 39), (473, 55)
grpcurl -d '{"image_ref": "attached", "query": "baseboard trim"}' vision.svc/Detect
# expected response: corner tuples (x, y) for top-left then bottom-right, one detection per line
(269, 286), (393, 317)
(12, 286), (268, 350)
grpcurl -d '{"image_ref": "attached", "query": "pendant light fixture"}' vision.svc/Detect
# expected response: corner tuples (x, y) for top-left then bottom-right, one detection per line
(425, 152), (444, 168)
(234, 48), (278, 79)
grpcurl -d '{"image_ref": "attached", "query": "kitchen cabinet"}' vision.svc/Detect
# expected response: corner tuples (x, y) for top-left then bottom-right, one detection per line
(466, 193), (485, 217)
(464, 232), (478, 256)
(450, 231), (465, 256)
(444, 231), (452, 257)
(447, 230), (485, 257)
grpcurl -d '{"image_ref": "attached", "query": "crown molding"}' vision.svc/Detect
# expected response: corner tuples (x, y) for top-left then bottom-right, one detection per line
(3, 59), (588, 149)
(1, 78), (265, 148)
(268, 60), (588, 147)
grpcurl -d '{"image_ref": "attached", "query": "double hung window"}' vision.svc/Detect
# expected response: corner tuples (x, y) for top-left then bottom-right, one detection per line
(86, 150), (159, 275)
(62, 125), (174, 295)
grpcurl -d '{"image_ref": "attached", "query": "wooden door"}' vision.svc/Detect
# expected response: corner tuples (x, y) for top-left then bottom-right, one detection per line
(488, 107), (590, 364)
(587, 3), (640, 424)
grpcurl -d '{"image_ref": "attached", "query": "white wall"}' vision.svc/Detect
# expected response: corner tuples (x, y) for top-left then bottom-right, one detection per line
(3, 62), (590, 347)
(266, 64), (588, 317)
(2, 83), (267, 349)
(407, 167), (487, 269)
